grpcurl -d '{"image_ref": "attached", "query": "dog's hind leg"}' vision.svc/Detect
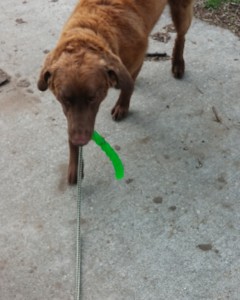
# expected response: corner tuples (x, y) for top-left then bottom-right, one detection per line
(168, 0), (193, 78)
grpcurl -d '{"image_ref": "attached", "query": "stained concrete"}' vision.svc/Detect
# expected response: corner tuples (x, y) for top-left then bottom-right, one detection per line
(0, 1), (240, 300)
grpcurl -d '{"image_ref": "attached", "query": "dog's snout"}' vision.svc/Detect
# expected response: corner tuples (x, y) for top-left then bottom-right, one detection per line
(70, 129), (92, 146)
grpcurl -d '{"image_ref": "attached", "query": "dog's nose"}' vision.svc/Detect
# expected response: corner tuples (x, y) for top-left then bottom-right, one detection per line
(71, 131), (91, 146)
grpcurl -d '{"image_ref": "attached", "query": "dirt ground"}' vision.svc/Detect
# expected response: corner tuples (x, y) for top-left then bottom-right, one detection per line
(194, 0), (240, 37)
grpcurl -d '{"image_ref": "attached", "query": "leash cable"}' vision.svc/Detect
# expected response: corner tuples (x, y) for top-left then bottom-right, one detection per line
(74, 134), (124, 300)
(75, 146), (83, 300)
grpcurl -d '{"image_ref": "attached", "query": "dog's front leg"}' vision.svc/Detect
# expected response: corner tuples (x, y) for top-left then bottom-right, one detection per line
(68, 140), (78, 184)
(111, 83), (134, 121)
(68, 140), (84, 184)
(107, 56), (134, 121)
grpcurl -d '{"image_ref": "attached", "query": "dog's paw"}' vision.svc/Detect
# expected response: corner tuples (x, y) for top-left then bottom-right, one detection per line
(172, 59), (185, 79)
(111, 105), (128, 121)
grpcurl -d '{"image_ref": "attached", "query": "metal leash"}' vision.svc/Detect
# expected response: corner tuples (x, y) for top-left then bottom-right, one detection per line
(75, 146), (83, 300)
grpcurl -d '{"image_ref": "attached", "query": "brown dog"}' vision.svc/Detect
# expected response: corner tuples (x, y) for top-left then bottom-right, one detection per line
(38, 0), (193, 184)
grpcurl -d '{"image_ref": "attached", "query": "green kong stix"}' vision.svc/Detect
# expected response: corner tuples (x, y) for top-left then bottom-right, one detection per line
(91, 131), (124, 180)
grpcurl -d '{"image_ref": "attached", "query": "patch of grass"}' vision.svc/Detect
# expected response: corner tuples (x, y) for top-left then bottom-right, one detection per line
(205, 0), (223, 9)
(205, 0), (240, 9)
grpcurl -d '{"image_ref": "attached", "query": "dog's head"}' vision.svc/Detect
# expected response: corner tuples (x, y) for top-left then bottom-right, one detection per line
(37, 49), (133, 145)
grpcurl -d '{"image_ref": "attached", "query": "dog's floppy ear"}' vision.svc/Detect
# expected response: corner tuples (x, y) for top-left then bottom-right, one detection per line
(37, 69), (51, 91)
(103, 54), (134, 93)
(37, 53), (53, 91)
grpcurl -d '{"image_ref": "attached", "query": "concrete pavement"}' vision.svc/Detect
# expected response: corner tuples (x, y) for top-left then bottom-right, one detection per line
(1, 1), (240, 299)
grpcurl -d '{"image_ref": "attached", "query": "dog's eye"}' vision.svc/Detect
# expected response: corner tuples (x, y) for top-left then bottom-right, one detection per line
(87, 96), (96, 103)
(64, 97), (74, 106)
(63, 100), (70, 107)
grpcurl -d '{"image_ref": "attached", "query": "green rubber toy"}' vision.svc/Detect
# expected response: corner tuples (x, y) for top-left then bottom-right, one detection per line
(91, 131), (124, 180)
